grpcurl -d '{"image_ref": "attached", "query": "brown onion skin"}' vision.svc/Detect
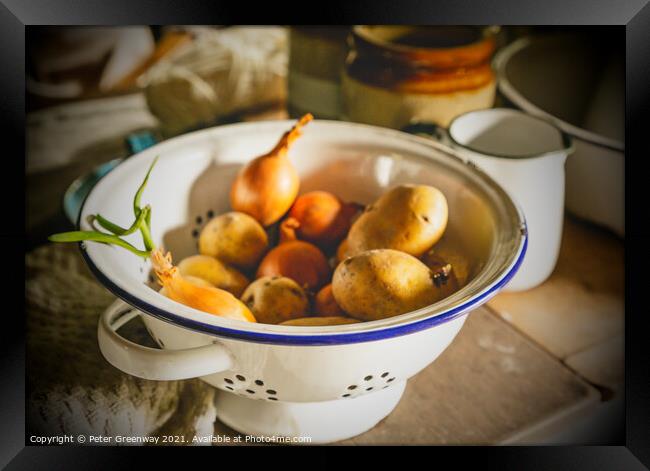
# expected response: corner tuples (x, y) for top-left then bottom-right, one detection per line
(230, 114), (312, 226)
(256, 218), (330, 291)
(230, 154), (299, 227)
(288, 191), (362, 248)
(314, 283), (346, 317)
(336, 238), (350, 263)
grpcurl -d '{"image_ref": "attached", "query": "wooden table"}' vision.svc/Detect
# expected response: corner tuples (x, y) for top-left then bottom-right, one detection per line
(26, 94), (624, 444)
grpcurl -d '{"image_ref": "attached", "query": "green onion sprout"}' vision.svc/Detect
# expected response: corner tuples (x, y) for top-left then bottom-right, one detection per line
(48, 157), (159, 259)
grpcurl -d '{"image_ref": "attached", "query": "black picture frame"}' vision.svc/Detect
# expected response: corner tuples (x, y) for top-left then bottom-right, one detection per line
(8, 0), (649, 467)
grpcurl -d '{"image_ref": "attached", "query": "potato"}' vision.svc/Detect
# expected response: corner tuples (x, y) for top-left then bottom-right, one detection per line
(332, 249), (447, 321)
(199, 211), (268, 270)
(280, 316), (360, 326)
(421, 238), (472, 288)
(419, 252), (460, 299)
(344, 184), (448, 258)
(178, 255), (249, 297)
(241, 276), (309, 325)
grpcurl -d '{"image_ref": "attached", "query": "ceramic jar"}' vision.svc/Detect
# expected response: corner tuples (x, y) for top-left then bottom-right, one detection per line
(342, 26), (499, 129)
(288, 26), (350, 120)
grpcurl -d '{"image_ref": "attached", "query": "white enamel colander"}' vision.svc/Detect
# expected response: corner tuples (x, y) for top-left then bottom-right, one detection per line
(83, 120), (527, 443)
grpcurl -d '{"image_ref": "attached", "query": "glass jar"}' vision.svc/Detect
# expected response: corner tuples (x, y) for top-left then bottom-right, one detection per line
(342, 26), (499, 129)
(288, 26), (350, 120)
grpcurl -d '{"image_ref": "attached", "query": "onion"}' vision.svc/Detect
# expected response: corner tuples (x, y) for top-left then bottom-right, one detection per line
(152, 249), (256, 322)
(336, 238), (350, 263)
(287, 191), (362, 248)
(256, 218), (330, 291)
(230, 114), (313, 226)
(314, 283), (346, 317)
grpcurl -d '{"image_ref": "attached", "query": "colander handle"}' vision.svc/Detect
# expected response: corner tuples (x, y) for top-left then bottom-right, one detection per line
(98, 299), (234, 381)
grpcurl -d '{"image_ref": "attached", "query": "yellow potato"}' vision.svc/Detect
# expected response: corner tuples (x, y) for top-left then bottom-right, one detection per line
(240, 276), (309, 325)
(419, 252), (460, 299)
(421, 237), (472, 288)
(178, 255), (249, 297)
(280, 316), (360, 326)
(344, 184), (448, 258)
(199, 211), (268, 270)
(332, 249), (447, 321)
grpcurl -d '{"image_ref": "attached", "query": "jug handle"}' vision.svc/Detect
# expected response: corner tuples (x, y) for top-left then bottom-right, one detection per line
(98, 299), (234, 381)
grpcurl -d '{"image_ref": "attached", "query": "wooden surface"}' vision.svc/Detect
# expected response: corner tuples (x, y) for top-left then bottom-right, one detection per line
(489, 215), (624, 392)
(26, 94), (624, 444)
(345, 306), (599, 445)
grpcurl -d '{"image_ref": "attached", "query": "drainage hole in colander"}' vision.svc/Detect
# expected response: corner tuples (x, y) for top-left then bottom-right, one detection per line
(196, 216), (203, 225)
(224, 378), (234, 385)
(191, 229), (199, 238)
(381, 372), (389, 378)
(207, 209), (214, 219)
(387, 377), (395, 383)
(255, 380), (264, 386)
(347, 385), (357, 390)
(266, 389), (277, 395)
(236, 375), (246, 381)
(342, 394), (351, 398)
(268, 397), (278, 401)
(246, 389), (255, 395)
(364, 375), (373, 381)
(366, 387), (374, 391)
(225, 386), (234, 391)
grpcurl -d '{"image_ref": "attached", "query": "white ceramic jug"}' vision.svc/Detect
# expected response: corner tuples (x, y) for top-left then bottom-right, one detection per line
(406, 108), (573, 291)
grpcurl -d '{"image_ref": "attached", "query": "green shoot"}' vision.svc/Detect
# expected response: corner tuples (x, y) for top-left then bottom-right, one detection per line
(49, 231), (151, 258)
(49, 157), (159, 258)
(93, 205), (149, 236)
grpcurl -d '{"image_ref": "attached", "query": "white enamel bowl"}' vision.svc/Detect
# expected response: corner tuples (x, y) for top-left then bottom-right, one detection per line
(85, 120), (527, 443)
(494, 34), (625, 237)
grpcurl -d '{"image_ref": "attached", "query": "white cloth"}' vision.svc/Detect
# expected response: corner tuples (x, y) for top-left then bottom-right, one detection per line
(26, 243), (217, 445)
(141, 27), (288, 135)
(26, 93), (158, 174)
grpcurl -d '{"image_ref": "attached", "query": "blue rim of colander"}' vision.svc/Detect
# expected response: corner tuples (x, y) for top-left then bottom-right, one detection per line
(80, 235), (526, 346)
